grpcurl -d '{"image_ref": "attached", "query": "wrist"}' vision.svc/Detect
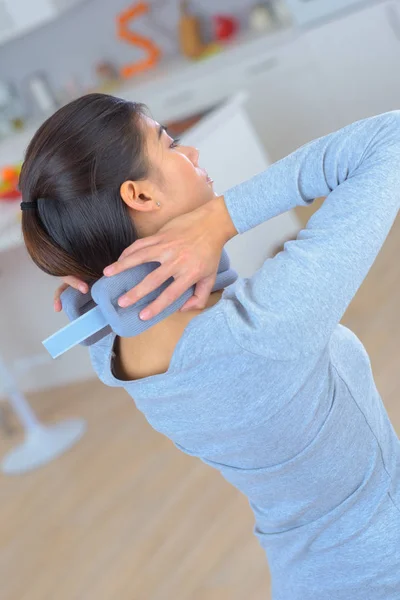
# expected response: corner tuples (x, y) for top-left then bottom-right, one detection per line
(210, 194), (238, 243)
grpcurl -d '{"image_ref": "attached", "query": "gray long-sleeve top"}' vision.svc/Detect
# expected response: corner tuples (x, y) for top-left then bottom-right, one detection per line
(90, 111), (400, 599)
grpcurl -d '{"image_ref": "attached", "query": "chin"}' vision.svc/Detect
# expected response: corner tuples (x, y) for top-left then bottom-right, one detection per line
(192, 182), (217, 209)
(205, 184), (218, 201)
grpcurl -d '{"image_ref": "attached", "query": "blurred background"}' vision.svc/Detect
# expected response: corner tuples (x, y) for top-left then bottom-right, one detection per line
(0, 1), (399, 598)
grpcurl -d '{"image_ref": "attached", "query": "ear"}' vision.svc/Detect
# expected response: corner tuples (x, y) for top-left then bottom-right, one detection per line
(120, 180), (154, 212)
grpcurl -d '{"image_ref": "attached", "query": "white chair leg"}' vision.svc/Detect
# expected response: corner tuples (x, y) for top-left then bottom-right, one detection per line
(0, 355), (86, 475)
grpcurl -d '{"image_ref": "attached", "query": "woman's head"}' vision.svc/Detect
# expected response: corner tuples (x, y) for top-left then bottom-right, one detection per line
(20, 93), (216, 283)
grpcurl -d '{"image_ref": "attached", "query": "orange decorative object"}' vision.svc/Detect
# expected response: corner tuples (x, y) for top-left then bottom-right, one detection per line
(117, 2), (162, 79)
(0, 163), (22, 202)
(2, 166), (18, 183)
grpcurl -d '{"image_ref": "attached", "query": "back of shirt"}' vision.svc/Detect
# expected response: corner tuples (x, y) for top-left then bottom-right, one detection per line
(89, 112), (400, 599)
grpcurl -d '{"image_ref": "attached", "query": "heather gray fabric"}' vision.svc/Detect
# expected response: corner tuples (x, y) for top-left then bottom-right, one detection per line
(87, 112), (400, 599)
(60, 247), (238, 346)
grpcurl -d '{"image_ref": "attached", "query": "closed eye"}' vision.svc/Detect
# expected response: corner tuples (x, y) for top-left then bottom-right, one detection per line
(170, 137), (181, 148)
(157, 124), (181, 148)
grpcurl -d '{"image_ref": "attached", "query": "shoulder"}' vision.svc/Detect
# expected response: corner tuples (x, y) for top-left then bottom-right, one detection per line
(221, 277), (313, 361)
(88, 332), (120, 387)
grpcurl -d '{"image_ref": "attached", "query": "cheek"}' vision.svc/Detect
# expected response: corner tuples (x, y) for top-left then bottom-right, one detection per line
(168, 156), (201, 199)
(164, 153), (213, 212)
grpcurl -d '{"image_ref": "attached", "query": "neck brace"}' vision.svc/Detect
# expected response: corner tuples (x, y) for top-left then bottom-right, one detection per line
(43, 248), (238, 358)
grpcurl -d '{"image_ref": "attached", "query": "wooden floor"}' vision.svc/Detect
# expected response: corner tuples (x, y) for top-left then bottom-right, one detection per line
(1, 217), (399, 600)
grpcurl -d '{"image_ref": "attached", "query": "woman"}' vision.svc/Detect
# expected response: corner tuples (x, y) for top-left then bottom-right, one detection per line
(20, 93), (400, 599)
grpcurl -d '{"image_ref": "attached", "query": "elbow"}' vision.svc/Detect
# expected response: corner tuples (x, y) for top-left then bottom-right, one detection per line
(379, 110), (400, 143)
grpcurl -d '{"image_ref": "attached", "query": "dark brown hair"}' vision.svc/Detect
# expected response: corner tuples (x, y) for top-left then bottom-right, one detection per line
(19, 93), (150, 283)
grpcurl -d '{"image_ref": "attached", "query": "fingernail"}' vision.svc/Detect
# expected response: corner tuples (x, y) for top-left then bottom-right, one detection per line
(140, 310), (150, 320)
(104, 266), (114, 276)
(79, 285), (88, 293)
(118, 297), (129, 308)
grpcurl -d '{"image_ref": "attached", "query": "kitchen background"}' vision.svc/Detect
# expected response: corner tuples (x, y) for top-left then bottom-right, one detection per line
(2, 0), (263, 104)
(1, 1), (400, 599)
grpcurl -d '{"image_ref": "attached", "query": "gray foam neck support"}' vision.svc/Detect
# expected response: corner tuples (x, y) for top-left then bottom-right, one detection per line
(43, 248), (238, 358)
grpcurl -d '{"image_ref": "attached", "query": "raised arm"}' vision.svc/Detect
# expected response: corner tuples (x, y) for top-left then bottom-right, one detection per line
(221, 111), (400, 358)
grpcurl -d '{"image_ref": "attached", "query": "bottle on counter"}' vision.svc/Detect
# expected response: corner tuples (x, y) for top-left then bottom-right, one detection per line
(26, 72), (58, 117)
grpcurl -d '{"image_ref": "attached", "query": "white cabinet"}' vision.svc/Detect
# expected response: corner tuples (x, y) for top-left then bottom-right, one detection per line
(285, 0), (369, 26)
(232, 37), (338, 161)
(0, 0), (86, 46)
(303, 1), (400, 129)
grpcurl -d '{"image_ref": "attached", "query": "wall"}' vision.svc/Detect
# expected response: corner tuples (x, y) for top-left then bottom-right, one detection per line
(0, 0), (256, 119)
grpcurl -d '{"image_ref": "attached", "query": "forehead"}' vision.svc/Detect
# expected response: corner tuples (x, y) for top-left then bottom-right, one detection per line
(141, 117), (169, 163)
(142, 115), (161, 139)
(141, 117), (166, 169)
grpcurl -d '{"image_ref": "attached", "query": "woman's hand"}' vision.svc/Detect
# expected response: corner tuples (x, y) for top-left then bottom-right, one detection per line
(53, 277), (89, 312)
(103, 195), (237, 321)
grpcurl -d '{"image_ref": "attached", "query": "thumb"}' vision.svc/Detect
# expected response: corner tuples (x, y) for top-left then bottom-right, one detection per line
(180, 275), (216, 312)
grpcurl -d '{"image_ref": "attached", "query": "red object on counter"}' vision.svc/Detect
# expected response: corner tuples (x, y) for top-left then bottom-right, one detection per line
(213, 14), (239, 41)
(0, 189), (21, 201)
(0, 164), (22, 202)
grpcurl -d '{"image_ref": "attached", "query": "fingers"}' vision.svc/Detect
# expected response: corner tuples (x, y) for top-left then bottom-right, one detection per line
(117, 264), (173, 308)
(104, 246), (161, 277)
(179, 297), (195, 312)
(136, 277), (196, 321)
(194, 275), (217, 306)
(180, 276), (216, 312)
(63, 275), (89, 294)
(54, 283), (69, 312)
(54, 277), (89, 312)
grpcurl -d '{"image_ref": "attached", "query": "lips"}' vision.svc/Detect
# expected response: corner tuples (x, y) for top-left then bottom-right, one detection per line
(199, 167), (214, 184)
